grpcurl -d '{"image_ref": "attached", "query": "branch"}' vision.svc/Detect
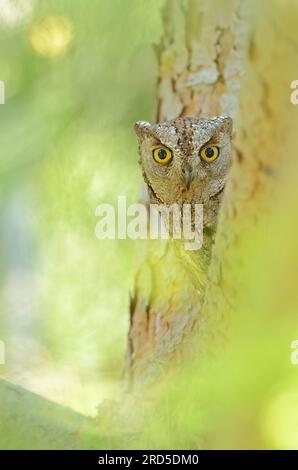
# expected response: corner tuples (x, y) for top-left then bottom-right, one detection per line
(0, 378), (98, 449)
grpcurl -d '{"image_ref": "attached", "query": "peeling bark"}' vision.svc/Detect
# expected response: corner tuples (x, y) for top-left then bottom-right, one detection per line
(156, 0), (248, 121)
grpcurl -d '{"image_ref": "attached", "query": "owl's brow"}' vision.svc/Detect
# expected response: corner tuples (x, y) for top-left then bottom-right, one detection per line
(151, 137), (163, 145)
(151, 137), (173, 150)
(199, 134), (223, 149)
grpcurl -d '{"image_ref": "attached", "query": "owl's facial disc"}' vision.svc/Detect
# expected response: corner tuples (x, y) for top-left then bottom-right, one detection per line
(134, 116), (233, 206)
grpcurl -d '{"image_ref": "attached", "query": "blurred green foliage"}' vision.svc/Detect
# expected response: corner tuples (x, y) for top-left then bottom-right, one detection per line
(0, 0), (163, 417)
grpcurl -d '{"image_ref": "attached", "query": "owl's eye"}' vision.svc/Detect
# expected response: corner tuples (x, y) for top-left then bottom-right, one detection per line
(153, 146), (173, 164)
(199, 145), (219, 162)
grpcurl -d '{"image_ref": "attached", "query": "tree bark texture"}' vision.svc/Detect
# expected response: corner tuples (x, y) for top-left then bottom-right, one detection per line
(125, 0), (298, 389)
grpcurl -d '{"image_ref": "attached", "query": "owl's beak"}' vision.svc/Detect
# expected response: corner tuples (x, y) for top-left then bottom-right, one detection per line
(182, 164), (193, 190)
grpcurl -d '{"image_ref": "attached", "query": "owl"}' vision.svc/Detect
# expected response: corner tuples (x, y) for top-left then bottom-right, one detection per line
(134, 116), (233, 230)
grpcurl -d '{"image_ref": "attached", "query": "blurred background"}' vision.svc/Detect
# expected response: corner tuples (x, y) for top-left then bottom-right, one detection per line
(0, 0), (298, 450)
(0, 0), (163, 416)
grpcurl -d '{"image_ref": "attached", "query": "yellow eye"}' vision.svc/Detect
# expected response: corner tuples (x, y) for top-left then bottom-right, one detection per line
(153, 146), (173, 164)
(199, 145), (219, 162)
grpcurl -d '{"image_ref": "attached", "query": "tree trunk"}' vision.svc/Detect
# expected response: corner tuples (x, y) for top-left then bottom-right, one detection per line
(125, 0), (297, 390)
(197, 0), (298, 355)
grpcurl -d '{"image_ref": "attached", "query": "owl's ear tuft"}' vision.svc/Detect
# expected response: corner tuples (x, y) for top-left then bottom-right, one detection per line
(219, 116), (233, 137)
(134, 121), (152, 139)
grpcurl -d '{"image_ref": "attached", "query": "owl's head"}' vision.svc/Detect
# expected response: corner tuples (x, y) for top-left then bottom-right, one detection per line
(134, 116), (233, 206)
